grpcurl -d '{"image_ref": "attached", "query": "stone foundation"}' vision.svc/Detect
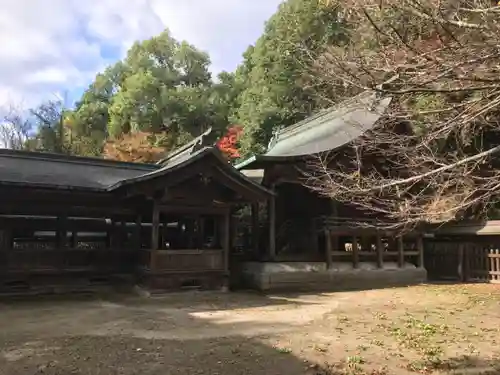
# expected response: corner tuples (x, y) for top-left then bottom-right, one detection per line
(239, 261), (427, 292)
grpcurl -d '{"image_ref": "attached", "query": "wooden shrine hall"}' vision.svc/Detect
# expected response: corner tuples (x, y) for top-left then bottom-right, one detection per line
(235, 91), (428, 291)
(0, 131), (272, 294)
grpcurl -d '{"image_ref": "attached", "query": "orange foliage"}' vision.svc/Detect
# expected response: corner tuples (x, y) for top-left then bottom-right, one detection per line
(103, 132), (166, 163)
(216, 125), (243, 159)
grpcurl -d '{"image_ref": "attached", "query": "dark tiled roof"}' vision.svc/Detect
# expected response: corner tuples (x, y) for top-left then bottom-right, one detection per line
(0, 149), (159, 191)
(236, 91), (392, 170)
(0, 146), (273, 199)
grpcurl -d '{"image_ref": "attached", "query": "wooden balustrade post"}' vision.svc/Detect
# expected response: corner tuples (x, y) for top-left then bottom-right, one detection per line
(376, 234), (384, 269)
(352, 236), (359, 269)
(397, 236), (405, 268)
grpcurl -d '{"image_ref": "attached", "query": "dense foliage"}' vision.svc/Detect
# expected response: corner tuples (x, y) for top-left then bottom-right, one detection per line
(1, 0), (348, 162)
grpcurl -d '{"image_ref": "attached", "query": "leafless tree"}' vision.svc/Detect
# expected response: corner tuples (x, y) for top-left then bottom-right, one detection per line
(0, 105), (32, 150)
(303, 0), (500, 231)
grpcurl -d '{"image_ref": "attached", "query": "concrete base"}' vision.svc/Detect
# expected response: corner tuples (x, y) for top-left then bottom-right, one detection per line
(239, 261), (427, 292)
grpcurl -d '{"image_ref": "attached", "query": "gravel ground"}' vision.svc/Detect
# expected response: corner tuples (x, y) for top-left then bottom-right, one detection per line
(0, 284), (498, 375)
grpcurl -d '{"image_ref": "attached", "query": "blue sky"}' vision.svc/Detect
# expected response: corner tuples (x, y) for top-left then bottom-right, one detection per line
(0, 0), (283, 110)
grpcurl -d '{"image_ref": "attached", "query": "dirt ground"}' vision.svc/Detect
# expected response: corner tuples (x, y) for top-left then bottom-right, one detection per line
(0, 284), (498, 375)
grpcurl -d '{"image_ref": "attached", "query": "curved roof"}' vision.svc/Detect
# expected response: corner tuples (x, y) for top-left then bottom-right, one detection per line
(109, 146), (274, 199)
(237, 91), (392, 170)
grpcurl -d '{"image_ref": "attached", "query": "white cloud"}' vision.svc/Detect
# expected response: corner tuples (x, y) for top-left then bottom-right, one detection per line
(0, 0), (283, 111)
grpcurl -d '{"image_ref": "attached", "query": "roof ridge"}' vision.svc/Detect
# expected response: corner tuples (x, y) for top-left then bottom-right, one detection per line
(0, 148), (159, 171)
(157, 127), (214, 165)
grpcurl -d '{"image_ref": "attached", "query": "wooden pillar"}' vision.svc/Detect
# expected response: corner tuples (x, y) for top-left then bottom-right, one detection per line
(352, 236), (359, 269)
(376, 234), (384, 269)
(0, 228), (11, 275)
(56, 216), (68, 271)
(268, 194), (276, 260)
(56, 216), (68, 248)
(109, 219), (119, 249)
(311, 220), (319, 255)
(119, 220), (126, 248)
(325, 228), (333, 269)
(223, 211), (231, 275)
(397, 236), (404, 268)
(458, 243), (465, 282)
(199, 215), (205, 249)
(105, 221), (112, 249)
(416, 235), (424, 269)
(251, 203), (260, 254)
(150, 202), (160, 271)
(186, 218), (195, 249)
(135, 215), (142, 250)
(70, 231), (77, 248)
(463, 244), (470, 282)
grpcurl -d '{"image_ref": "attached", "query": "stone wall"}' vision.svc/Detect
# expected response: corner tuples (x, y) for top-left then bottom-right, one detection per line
(238, 261), (427, 292)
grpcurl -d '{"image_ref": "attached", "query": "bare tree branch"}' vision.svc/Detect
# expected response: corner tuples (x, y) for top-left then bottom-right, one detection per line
(301, 0), (500, 232)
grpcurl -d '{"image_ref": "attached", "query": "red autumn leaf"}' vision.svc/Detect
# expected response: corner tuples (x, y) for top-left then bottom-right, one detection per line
(217, 125), (243, 159)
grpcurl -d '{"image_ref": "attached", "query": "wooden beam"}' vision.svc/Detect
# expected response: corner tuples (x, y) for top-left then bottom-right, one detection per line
(159, 204), (229, 215)
(376, 234), (384, 269)
(397, 236), (404, 268)
(325, 228), (333, 269)
(0, 202), (136, 218)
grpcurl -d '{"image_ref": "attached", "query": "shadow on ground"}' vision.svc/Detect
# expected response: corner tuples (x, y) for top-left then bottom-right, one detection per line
(0, 292), (325, 375)
(0, 335), (312, 375)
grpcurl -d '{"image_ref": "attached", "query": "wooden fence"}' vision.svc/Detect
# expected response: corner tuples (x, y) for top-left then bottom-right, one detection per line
(425, 225), (500, 283)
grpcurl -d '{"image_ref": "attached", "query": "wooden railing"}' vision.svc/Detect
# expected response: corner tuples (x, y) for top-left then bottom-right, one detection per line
(141, 249), (224, 273)
(315, 215), (423, 269)
(4, 248), (136, 274)
(314, 216), (396, 235)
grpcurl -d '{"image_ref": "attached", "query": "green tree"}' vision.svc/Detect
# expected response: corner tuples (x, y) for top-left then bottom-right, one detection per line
(71, 30), (232, 153)
(235, 0), (349, 156)
(29, 100), (69, 154)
